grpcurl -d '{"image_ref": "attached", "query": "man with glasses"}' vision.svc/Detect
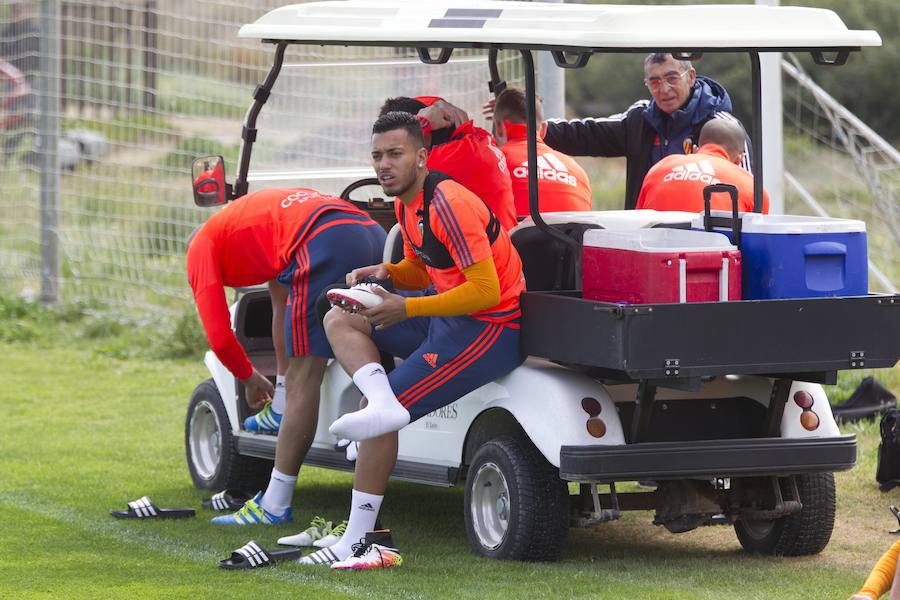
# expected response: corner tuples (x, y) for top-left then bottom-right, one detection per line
(541, 53), (749, 210)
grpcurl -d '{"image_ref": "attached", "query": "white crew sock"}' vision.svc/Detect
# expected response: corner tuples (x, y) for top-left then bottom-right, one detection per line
(330, 363), (410, 441)
(328, 489), (383, 559)
(351, 363), (396, 408)
(271, 375), (287, 414)
(260, 468), (297, 515)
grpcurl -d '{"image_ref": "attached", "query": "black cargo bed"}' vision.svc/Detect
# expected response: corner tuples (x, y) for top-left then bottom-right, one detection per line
(521, 292), (900, 382)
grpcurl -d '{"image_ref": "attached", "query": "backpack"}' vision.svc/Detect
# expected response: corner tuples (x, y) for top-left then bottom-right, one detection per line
(877, 408), (900, 492)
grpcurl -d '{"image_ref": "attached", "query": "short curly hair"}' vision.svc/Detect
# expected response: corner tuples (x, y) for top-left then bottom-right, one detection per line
(372, 111), (425, 148)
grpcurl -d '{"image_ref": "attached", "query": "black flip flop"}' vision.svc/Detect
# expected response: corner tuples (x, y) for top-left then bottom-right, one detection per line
(110, 496), (195, 519)
(219, 540), (301, 569)
(202, 489), (252, 512)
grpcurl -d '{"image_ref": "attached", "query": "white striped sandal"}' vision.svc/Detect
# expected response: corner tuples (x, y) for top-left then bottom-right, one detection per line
(219, 540), (301, 570)
(202, 489), (252, 512)
(297, 546), (342, 566)
(110, 496), (195, 519)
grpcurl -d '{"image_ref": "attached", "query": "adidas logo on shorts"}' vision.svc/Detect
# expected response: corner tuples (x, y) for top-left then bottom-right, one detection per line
(422, 353), (438, 368)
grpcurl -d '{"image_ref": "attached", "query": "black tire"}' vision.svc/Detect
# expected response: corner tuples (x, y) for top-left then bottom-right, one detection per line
(464, 435), (569, 561)
(734, 473), (836, 556)
(184, 379), (271, 491)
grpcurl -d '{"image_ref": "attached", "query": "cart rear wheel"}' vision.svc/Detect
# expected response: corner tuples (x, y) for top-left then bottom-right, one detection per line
(464, 435), (569, 561)
(734, 473), (836, 556)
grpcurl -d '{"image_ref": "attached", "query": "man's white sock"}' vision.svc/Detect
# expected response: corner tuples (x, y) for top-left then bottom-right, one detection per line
(260, 468), (297, 515)
(271, 375), (286, 414)
(328, 489), (383, 559)
(351, 362), (396, 409)
(329, 404), (410, 441)
(332, 363), (410, 441)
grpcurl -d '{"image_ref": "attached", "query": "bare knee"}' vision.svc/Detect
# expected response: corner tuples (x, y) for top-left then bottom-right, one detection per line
(323, 305), (369, 339)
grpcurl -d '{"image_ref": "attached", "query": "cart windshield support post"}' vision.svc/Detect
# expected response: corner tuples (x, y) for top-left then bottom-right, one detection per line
(750, 51), (764, 214)
(520, 48), (581, 254)
(234, 42), (287, 201)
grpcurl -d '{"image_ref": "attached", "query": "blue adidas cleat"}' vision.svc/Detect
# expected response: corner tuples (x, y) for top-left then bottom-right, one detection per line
(210, 492), (292, 526)
(244, 403), (282, 434)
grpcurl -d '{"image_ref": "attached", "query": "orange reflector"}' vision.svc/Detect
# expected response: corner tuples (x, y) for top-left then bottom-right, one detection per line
(800, 410), (820, 431)
(586, 417), (606, 438)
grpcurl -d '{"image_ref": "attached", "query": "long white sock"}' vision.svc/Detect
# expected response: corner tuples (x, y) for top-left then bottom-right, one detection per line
(329, 489), (383, 559)
(260, 468), (296, 515)
(271, 375), (286, 414)
(351, 363), (396, 408)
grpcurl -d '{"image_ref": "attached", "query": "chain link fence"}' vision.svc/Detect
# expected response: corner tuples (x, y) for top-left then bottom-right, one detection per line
(0, 0), (523, 314)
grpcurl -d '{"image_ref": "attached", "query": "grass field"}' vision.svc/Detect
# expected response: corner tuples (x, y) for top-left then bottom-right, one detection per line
(2, 310), (899, 600)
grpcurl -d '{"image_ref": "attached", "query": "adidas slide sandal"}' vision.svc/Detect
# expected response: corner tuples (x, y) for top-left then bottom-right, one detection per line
(219, 540), (301, 570)
(110, 496), (195, 519)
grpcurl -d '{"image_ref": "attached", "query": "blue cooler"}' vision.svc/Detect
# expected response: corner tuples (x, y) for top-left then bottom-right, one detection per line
(692, 213), (868, 299)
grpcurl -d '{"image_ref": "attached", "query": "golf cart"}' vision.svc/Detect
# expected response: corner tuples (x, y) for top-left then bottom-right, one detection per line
(185, 1), (899, 561)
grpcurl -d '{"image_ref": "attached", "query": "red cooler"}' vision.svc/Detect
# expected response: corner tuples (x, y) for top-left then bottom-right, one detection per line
(583, 229), (741, 304)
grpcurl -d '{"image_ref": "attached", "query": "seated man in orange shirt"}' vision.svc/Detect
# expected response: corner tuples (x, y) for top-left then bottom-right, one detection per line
(379, 95), (518, 231)
(492, 87), (592, 216)
(296, 111), (526, 569)
(637, 119), (769, 214)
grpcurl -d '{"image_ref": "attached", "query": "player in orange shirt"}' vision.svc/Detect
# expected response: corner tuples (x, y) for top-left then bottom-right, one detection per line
(297, 111), (526, 569)
(492, 87), (592, 216)
(637, 119), (770, 214)
(186, 188), (386, 525)
(379, 95), (518, 231)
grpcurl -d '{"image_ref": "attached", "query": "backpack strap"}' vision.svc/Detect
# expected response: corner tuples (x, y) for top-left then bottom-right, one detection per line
(401, 170), (500, 270)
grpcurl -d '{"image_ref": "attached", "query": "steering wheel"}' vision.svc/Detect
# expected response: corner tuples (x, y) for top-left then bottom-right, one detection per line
(340, 177), (386, 204)
(340, 177), (397, 233)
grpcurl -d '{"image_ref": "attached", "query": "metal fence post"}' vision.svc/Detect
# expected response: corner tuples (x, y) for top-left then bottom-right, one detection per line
(39, 0), (60, 304)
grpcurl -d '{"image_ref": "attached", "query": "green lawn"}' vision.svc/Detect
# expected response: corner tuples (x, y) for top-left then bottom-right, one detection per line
(1, 337), (898, 599)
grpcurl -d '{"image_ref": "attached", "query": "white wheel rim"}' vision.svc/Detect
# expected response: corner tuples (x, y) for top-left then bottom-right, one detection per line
(470, 461), (511, 550)
(189, 399), (222, 480)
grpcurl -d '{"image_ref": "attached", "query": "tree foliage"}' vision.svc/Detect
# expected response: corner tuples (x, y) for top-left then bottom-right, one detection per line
(564, 0), (899, 141)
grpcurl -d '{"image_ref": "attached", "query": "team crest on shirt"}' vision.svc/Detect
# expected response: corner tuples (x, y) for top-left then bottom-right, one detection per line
(423, 352), (438, 368)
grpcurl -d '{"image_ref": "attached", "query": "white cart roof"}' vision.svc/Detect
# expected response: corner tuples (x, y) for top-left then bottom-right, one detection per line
(239, 1), (881, 51)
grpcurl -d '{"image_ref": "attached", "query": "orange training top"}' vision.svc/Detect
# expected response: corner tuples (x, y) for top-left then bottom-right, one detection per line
(501, 122), (592, 216)
(395, 178), (524, 324)
(636, 143), (770, 214)
(427, 120), (518, 232)
(186, 188), (368, 379)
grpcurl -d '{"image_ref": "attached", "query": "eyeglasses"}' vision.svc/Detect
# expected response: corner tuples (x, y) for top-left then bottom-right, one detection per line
(644, 70), (690, 91)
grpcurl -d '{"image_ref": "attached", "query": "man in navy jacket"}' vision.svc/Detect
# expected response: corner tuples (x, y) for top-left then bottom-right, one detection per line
(544, 53), (750, 210)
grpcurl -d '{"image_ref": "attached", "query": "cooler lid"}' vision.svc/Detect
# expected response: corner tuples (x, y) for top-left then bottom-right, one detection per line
(690, 211), (867, 234)
(584, 228), (736, 253)
(512, 209), (697, 234)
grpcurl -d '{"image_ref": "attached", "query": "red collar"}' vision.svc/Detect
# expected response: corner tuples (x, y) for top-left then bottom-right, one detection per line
(696, 143), (730, 161)
(503, 121), (542, 143)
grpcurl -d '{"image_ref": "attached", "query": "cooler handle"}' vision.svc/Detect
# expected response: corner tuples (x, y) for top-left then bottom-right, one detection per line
(677, 257), (732, 303)
(803, 241), (847, 256)
(702, 183), (742, 251)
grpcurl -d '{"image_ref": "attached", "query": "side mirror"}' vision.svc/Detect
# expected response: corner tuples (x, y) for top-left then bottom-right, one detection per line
(191, 155), (229, 207)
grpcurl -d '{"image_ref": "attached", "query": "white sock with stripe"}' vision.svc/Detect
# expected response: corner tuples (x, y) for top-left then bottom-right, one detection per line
(329, 364), (409, 441)
(260, 468), (296, 515)
(271, 375), (286, 414)
(328, 489), (383, 560)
